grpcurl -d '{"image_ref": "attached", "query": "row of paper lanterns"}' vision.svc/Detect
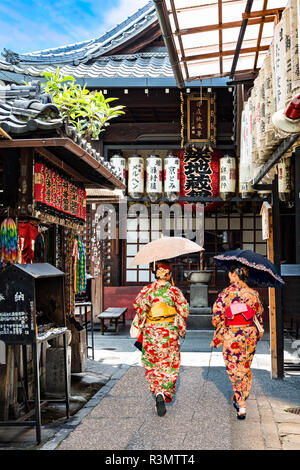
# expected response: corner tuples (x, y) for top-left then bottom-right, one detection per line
(111, 152), (293, 202)
(239, 0), (298, 202)
(110, 153), (238, 201)
(110, 153), (181, 201)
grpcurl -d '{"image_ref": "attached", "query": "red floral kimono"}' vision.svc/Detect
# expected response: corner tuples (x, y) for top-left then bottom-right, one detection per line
(133, 281), (189, 403)
(211, 281), (264, 408)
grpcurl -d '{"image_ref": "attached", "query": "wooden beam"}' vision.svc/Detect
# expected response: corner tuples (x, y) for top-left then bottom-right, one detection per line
(253, 0), (269, 70)
(218, 0), (223, 75)
(182, 45), (269, 62)
(0, 347), (12, 421)
(170, 0), (189, 80)
(0, 137), (125, 190)
(242, 7), (284, 19)
(35, 147), (90, 183)
(175, 16), (275, 36)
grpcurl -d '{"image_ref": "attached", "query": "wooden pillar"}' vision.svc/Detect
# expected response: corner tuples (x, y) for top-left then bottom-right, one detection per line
(267, 178), (284, 379)
(295, 147), (300, 263)
(0, 346), (12, 420)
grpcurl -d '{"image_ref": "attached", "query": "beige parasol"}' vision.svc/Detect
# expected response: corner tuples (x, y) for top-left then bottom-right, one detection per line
(129, 236), (204, 267)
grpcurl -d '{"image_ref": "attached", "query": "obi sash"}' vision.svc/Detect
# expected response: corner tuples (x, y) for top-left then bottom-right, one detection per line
(146, 301), (176, 324)
(224, 302), (255, 326)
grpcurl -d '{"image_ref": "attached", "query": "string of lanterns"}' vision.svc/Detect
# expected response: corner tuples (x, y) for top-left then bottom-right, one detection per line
(111, 152), (180, 202)
(110, 151), (239, 202)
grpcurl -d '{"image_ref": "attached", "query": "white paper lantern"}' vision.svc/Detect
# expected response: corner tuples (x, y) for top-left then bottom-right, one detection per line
(128, 154), (144, 199)
(110, 153), (126, 184)
(219, 155), (236, 200)
(278, 155), (292, 202)
(146, 154), (163, 202)
(239, 106), (254, 199)
(164, 154), (180, 201)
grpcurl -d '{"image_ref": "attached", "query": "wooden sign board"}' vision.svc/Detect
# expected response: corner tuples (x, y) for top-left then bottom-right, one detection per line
(187, 94), (216, 145)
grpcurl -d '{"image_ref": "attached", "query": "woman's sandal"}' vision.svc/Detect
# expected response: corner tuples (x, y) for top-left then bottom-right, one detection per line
(155, 393), (166, 417)
(232, 397), (239, 412)
(237, 407), (246, 420)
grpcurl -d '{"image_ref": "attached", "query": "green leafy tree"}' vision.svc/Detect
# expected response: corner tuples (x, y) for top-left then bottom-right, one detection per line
(41, 67), (125, 140)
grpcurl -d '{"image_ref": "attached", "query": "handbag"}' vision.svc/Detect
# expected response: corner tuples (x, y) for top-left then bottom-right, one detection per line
(130, 313), (146, 338)
(130, 314), (140, 338)
(253, 314), (264, 335)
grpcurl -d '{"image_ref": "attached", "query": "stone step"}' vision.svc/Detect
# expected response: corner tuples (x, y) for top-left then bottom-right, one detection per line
(187, 314), (214, 330)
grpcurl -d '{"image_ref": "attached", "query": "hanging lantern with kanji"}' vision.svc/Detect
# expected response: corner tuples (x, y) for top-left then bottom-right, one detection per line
(110, 153), (126, 185)
(239, 104), (254, 199)
(128, 154), (144, 199)
(278, 154), (292, 202)
(146, 154), (163, 202)
(219, 155), (236, 200)
(164, 153), (180, 201)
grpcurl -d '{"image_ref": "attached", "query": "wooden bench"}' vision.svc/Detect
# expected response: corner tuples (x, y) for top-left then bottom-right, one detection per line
(97, 307), (127, 335)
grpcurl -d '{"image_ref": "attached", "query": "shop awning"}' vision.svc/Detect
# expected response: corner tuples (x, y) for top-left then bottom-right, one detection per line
(154, 0), (288, 85)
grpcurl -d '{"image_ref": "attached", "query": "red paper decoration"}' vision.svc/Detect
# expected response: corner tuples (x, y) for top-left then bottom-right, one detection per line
(33, 158), (87, 221)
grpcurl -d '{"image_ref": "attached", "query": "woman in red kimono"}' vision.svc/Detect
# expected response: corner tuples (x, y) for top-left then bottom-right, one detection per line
(211, 265), (264, 420)
(132, 260), (189, 417)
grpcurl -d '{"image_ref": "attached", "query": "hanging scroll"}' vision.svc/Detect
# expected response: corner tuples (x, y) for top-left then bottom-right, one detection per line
(33, 157), (86, 222)
(187, 94), (216, 145)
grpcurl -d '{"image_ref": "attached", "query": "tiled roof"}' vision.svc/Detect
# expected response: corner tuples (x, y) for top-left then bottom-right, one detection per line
(0, 82), (63, 134)
(0, 52), (173, 80)
(0, 81), (125, 187)
(1, 2), (156, 66)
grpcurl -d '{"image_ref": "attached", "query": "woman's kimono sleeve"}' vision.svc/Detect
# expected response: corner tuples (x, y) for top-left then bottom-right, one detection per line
(211, 289), (227, 348)
(173, 287), (189, 338)
(132, 285), (150, 330)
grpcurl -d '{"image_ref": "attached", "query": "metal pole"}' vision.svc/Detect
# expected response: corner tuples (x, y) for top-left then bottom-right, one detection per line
(230, 0), (254, 78)
(63, 333), (70, 419)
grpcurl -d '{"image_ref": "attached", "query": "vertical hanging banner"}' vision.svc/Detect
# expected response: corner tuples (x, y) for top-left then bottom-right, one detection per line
(187, 93), (217, 145)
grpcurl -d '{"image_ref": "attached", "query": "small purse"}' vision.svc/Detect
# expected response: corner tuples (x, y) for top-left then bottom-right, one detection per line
(130, 314), (140, 338)
(130, 313), (146, 338)
(253, 314), (264, 335)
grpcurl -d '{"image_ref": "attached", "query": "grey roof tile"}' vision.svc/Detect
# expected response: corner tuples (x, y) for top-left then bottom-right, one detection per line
(1, 1), (156, 66)
(0, 82), (63, 134)
(0, 53), (173, 80)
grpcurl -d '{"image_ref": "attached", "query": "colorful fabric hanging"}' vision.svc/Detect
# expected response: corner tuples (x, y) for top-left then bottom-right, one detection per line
(0, 218), (18, 268)
(76, 236), (86, 294)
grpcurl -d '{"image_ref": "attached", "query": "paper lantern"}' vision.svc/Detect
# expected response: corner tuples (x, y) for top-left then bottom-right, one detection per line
(283, 3), (293, 105)
(146, 154), (163, 202)
(239, 106), (254, 199)
(164, 153), (180, 201)
(219, 155), (236, 201)
(128, 154), (144, 199)
(178, 147), (221, 211)
(110, 153), (126, 185)
(274, 16), (287, 112)
(290, 0), (300, 94)
(264, 51), (276, 151)
(278, 154), (292, 202)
